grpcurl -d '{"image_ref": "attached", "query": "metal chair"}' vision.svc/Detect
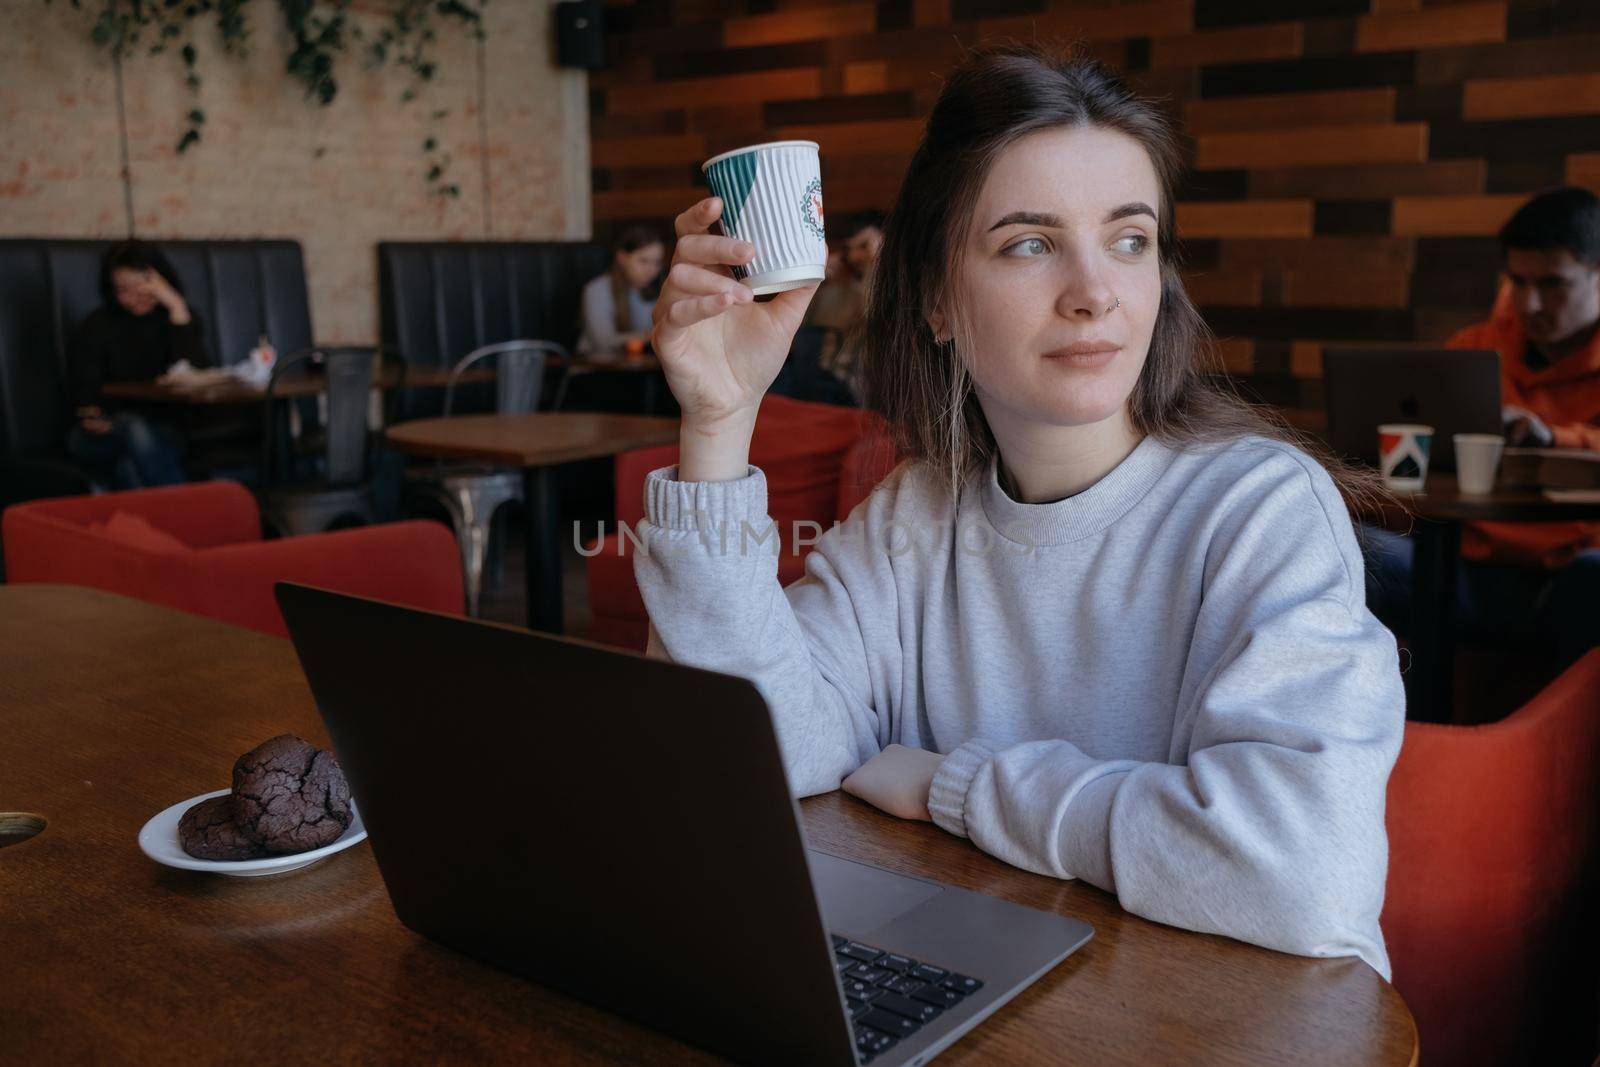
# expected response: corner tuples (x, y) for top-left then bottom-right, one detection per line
(404, 340), (554, 616)
(257, 345), (405, 537)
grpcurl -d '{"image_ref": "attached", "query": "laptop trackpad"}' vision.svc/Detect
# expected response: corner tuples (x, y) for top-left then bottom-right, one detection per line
(807, 849), (943, 936)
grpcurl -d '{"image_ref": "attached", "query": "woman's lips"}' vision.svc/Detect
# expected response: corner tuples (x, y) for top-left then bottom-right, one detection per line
(1043, 343), (1121, 367)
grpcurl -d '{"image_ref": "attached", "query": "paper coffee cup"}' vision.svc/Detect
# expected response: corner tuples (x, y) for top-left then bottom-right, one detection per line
(1379, 424), (1434, 492)
(1453, 433), (1504, 495)
(702, 140), (827, 296)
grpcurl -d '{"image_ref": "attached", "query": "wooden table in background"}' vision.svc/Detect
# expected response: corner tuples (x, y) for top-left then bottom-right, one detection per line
(0, 586), (1417, 1065)
(101, 365), (494, 405)
(1379, 474), (1600, 723)
(386, 412), (679, 633)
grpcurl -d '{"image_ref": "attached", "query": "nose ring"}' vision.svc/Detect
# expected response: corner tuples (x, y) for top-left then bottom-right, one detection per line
(1106, 296), (1121, 315)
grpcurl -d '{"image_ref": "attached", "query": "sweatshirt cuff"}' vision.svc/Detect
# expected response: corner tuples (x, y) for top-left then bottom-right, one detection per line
(928, 738), (997, 839)
(1056, 772), (1121, 891)
(643, 465), (768, 532)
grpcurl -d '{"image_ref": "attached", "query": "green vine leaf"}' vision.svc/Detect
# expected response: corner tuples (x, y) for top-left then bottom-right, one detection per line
(53, 0), (489, 193)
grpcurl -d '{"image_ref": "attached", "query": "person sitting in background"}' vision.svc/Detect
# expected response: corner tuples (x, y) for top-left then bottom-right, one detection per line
(802, 209), (884, 396)
(1363, 186), (1600, 670)
(1456, 187), (1600, 451)
(577, 225), (666, 361)
(68, 240), (208, 489)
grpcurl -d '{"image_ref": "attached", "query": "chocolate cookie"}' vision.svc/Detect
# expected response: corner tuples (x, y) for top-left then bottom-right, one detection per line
(231, 734), (353, 854)
(178, 794), (263, 861)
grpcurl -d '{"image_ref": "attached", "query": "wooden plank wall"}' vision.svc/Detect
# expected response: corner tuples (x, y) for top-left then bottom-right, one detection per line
(590, 0), (1600, 421)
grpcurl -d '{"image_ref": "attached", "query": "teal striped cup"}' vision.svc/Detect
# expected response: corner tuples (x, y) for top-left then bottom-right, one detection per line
(702, 140), (827, 296)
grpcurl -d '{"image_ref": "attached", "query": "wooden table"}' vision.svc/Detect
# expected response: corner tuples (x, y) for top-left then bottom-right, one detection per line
(0, 586), (1417, 1065)
(1383, 474), (1600, 723)
(386, 413), (679, 633)
(102, 365), (494, 405)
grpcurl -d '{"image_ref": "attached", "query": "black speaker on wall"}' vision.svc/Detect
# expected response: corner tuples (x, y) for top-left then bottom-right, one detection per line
(555, 1), (604, 70)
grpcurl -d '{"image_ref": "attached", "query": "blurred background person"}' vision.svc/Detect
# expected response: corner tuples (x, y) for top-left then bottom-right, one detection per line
(577, 225), (666, 361)
(1451, 186), (1600, 452)
(68, 240), (208, 489)
(1363, 186), (1600, 671)
(803, 209), (884, 399)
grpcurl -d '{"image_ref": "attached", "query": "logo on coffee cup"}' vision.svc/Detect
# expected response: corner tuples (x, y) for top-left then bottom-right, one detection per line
(1380, 432), (1429, 477)
(800, 177), (825, 240)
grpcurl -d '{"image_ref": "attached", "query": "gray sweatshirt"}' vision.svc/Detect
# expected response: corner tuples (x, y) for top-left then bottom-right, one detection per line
(634, 433), (1405, 978)
(577, 273), (654, 359)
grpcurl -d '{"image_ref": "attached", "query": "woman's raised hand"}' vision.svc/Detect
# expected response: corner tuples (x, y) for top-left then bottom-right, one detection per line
(652, 197), (817, 444)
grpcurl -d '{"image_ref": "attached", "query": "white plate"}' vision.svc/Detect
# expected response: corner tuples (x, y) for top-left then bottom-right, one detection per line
(138, 788), (367, 877)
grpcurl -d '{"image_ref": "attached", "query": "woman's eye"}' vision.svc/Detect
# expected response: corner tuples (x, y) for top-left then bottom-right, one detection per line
(1114, 234), (1150, 255)
(1003, 237), (1048, 258)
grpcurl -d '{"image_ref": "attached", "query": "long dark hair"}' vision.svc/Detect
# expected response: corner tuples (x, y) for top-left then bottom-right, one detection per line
(859, 43), (1384, 512)
(100, 239), (185, 308)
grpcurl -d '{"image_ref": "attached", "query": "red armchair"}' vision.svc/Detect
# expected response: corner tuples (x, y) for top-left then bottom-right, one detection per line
(585, 396), (896, 650)
(1383, 648), (1600, 1066)
(3, 481), (463, 637)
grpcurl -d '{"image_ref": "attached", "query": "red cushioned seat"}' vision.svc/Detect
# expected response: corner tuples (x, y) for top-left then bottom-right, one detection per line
(3, 481), (463, 637)
(1382, 648), (1600, 1066)
(89, 511), (192, 554)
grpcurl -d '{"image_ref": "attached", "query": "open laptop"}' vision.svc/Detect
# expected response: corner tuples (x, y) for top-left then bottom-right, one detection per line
(1322, 346), (1501, 471)
(275, 584), (1093, 1067)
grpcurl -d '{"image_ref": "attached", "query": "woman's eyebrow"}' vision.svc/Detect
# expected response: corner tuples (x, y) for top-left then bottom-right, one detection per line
(1105, 201), (1157, 223)
(987, 210), (1061, 232)
(987, 203), (1157, 232)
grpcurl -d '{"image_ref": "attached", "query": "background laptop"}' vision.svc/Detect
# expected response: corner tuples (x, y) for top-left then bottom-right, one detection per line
(276, 584), (1094, 1067)
(1322, 346), (1501, 472)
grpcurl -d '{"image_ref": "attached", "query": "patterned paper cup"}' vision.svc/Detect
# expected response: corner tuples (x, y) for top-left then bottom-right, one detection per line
(702, 140), (827, 296)
(1378, 423), (1434, 492)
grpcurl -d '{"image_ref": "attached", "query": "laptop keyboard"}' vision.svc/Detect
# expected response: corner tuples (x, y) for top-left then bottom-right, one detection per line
(831, 934), (985, 1064)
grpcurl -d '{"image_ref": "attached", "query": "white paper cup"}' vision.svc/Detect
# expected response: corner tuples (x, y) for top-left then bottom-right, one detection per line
(702, 140), (827, 296)
(1379, 423), (1434, 492)
(1453, 433), (1504, 495)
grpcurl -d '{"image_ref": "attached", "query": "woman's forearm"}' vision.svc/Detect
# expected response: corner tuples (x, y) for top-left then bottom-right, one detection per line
(677, 410), (758, 482)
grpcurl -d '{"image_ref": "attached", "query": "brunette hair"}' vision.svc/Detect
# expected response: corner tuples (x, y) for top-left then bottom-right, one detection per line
(610, 224), (664, 335)
(100, 239), (185, 308)
(859, 43), (1384, 512)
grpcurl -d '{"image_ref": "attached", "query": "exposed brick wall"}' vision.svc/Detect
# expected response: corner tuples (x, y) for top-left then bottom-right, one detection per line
(0, 0), (589, 349)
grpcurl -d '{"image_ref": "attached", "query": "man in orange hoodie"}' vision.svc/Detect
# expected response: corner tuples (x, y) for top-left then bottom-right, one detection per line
(1363, 187), (1600, 672)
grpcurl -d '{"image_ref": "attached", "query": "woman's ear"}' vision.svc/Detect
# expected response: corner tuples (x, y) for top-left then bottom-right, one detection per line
(926, 307), (947, 344)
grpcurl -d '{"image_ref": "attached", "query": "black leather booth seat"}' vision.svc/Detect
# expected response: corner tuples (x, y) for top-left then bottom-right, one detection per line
(0, 238), (314, 510)
(379, 240), (609, 418)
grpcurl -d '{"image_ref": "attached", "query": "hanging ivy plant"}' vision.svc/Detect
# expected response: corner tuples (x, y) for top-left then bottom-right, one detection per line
(49, 0), (486, 197)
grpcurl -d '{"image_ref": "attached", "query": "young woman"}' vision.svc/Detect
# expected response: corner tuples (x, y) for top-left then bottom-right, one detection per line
(69, 240), (207, 489)
(634, 46), (1404, 978)
(576, 225), (667, 360)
